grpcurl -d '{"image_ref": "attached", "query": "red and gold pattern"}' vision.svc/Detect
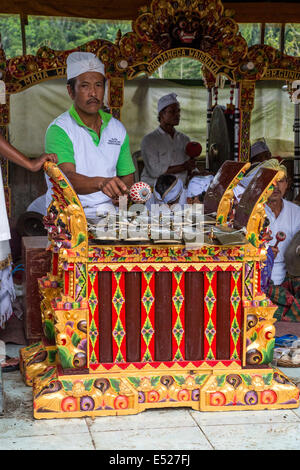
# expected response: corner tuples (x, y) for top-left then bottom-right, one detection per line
(14, 0), (300, 419)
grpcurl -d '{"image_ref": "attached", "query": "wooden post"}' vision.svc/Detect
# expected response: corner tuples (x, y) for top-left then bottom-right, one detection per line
(294, 94), (300, 198)
(238, 81), (256, 162)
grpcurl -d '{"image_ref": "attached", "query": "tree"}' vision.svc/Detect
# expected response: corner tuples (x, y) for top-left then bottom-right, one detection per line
(0, 15), (299, 79)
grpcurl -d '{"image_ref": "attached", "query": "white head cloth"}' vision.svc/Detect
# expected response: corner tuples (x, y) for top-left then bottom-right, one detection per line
(153, 177), (183, 204)
(158, 93), (179, 114)
(187, 175), (214, 198)
(67, 52), (105, 80)
(250, 140), (270, 160)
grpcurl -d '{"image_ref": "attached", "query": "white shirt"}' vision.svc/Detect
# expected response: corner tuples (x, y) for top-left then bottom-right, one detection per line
(265, 199), (300, 285)
(27, 194), (47, 216)
(45, 111), (127, 218)
(141, 127), (190, 187)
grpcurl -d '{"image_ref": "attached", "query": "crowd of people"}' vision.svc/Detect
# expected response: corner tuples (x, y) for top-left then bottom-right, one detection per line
(0, 51), (299, 349)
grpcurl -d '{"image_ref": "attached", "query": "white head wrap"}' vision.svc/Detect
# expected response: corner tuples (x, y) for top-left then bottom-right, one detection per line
(158, 93), (179, 114)
(187, 175), (214, 198)
(153, 177), (183, 204)
(250, 140), (270, 160)
(67, 52), (105, 80)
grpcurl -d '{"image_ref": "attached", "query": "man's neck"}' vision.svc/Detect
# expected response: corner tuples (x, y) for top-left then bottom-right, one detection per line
(160, 123), (176, 138)
(267, 198), (283, 218)
(75, 106), (102, 135)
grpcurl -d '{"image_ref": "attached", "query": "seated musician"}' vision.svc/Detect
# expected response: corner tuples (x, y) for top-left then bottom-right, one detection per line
(250, 139), (272, 164)
(232, 158), (300, 320)
(146, 174), (186, 212)
(265, 173), (300, 321)
(140, 93), (196, 187)
(233, 158), (284, 203)
(186, 174), (214, 204)
(44, 52), (135, 219)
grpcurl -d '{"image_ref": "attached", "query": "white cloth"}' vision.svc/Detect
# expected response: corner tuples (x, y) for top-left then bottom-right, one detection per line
(265, 199), (300, 285)
(0, 240), (15, 329)
(45, 111), (127, 218)
(0, 167), (15, 328)
(187, 175), (214, 198)
(157, 93), (179, 113)
(67, 52), (105, 80)
(141, 126), (190, 187)
(146, 188), (187, 213)
(153, 178), (183, 204)
(0, 165), (11, 242)
(27, 194), (47, 216)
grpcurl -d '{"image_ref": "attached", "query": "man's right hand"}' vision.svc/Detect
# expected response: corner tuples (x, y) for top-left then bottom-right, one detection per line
(184, 158), (197, 172)
(99, 176), (129, 199)
(270, 246), (279, 258)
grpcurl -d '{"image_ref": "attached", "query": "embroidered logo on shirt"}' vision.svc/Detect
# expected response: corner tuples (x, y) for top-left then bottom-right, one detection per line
(107, 137), (121, 145)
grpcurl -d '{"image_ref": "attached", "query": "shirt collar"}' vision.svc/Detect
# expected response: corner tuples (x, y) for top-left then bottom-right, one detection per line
(69, 105), (111, 130)
(157, 126), (179, 137)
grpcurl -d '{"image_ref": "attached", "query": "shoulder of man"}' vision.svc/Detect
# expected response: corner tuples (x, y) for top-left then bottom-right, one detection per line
(142, 127), (163, 142)
(284, 199), (300, 212)
(176, 130), (190, 141)
(102, 111), (126, 131)
(47, 110), (72, 131)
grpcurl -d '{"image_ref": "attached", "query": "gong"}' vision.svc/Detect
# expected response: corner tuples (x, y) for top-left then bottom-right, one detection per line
(208, 105), (235, 174)
(284, 230), (300, 277)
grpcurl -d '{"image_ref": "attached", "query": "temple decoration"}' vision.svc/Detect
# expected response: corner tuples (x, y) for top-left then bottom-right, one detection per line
(0, 0), (297, 418)
(19, 161), (299, 418)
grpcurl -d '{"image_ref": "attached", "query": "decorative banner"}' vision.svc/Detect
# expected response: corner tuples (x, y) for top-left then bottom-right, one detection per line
(112, 272), (126, 363)
(204, 271), (217, 360)
(230, 271), (242, 360)
(128, 48), (228, 78)
(88, 270), (99, 366)
(140, 272), (155, 362)
(172, 271), (185, 362)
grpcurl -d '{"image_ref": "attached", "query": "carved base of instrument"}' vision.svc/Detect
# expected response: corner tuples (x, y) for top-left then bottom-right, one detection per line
(19, 341), (58, 387)
(20, 346), (299, 418)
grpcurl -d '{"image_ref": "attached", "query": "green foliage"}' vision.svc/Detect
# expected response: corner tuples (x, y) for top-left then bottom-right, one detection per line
(0, 15), (132, 58)
(0, 16), (298, 81)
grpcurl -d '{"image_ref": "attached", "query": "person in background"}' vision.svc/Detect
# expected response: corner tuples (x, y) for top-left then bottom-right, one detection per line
(186, 174), (214, 204)
(140, 93), (196, 187)
(250, 139), (272, 164)
(265, 170), (300, 321)
(146, 174), (187, 212)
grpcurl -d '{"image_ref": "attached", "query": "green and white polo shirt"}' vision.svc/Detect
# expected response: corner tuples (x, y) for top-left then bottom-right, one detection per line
(45, 105), (135, 216)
